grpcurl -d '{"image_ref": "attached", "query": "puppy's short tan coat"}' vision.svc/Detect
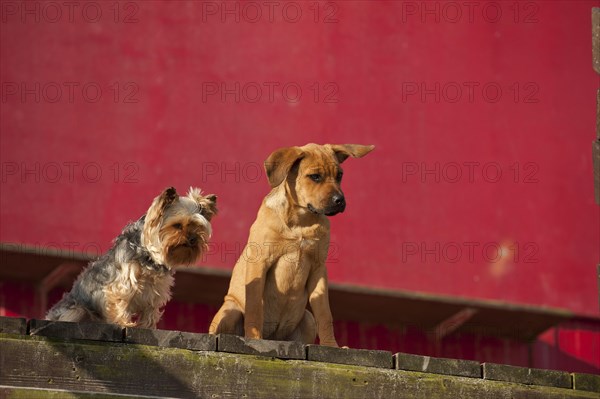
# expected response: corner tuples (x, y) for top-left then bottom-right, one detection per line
(209, 143), (373, 346)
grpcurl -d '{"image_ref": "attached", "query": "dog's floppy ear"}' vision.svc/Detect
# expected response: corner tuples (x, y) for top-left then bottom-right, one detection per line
(264, 146), (305, 188)
(145, 187), (178, 229)
(187, 187), (218, 221)
(329, 144), (375, 163)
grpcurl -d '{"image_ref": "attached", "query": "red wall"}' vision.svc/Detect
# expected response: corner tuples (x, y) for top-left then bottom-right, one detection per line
(1, 0), (598, 370)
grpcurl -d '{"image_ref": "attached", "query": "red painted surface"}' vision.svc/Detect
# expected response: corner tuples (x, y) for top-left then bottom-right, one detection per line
(1, 1), (598, 372)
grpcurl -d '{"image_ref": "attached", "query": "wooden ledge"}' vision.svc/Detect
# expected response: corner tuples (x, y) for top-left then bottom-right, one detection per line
(0, 317), (598, 398)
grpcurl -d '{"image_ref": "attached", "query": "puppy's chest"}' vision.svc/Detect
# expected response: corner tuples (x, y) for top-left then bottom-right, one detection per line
(267, 223), (328, 293)
(270, 239), (324, 292)
(270, 260), (311, 293)
(287, 224), (328, 253)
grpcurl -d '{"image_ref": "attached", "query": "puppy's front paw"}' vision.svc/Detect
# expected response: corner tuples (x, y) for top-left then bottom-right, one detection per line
(320, 340), (339, 347)
(245, 326), (262, 340)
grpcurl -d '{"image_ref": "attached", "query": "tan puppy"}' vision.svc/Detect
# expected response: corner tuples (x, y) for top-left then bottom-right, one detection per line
(209, 143), (374, 346)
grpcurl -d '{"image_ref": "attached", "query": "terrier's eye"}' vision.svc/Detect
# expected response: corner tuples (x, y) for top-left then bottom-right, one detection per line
(308, 174), (322, 183)
(173, 223), (183, 230)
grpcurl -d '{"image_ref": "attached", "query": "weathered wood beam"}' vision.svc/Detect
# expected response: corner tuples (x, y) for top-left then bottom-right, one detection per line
(1, 334), (597, 399)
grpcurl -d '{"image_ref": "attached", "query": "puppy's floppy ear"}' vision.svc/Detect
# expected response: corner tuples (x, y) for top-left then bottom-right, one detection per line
(329, 144), (375, 163)
(145, 187), (178, 229)
(264, 146), (305, 188)
(187, 187), (218, 221)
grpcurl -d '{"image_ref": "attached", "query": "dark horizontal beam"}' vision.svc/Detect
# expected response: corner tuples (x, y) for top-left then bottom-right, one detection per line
(1, 327), (598, 399)
(0, 246), (587, 341)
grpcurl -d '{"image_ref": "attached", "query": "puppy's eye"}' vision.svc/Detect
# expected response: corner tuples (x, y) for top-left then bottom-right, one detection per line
(308, 174), (322, 183)
(173, 223), (183, 230)
(336, 171), (343, 181)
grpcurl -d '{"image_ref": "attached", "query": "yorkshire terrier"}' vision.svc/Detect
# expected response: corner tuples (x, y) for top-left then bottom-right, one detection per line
(46, 187), (217, 328)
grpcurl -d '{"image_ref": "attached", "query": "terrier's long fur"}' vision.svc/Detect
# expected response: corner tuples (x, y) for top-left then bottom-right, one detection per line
(46, 187), (217, 328)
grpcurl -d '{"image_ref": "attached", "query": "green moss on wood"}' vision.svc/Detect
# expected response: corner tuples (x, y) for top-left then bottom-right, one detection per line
(1, 335), (597, 399)
(1, 387), (151, 399)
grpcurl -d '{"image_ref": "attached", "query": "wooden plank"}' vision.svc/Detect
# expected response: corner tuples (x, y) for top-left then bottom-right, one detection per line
(307, 345), (393, 369)
(0, 386), (158, 399)
(395, 352), (481, 378)
(217, 333), (305, 360)
(431, 308), (478, 339)
(0, 245), (86, 283)
(125, 327), (216, 351)
(0, 316), (26, 335)
(30, 319), (123, 342)
(327, 283), (574, 340)
(483, 363), (572, 389)
(572, 372), (600, 393)
(1, 335), (596, 399)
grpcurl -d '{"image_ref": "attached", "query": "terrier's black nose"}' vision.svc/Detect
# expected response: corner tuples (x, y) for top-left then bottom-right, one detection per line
(187, 235), (198, 246)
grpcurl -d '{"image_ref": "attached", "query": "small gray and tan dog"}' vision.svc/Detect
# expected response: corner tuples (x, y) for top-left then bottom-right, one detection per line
(46, 187), (217, 328)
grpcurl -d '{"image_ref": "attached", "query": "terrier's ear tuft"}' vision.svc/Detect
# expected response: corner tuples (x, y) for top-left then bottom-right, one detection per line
(144, 187), (179, 238)
(188, 187), (218, 221)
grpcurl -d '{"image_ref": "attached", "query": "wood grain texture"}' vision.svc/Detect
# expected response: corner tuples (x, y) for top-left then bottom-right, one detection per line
(125, 327), (216, 351)
(0, 317), (26, 335)
(395, 352), (481, 378)
(1, 335), (596, 399)
(483, 363), (572, 389)
(0, 386), (157, 399)
(217, 333), (306, 359)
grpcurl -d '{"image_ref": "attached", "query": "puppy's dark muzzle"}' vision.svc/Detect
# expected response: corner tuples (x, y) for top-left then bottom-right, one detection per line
(324, 194), (346, 216)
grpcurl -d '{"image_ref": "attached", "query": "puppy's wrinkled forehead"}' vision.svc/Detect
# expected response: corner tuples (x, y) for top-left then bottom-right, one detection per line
(299, 146), (341, 174)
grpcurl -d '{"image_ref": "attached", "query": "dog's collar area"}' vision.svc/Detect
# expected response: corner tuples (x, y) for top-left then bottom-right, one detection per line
(124, 222), (172, 275)
(307, 204), (323, 215)
(140, 253), (171, 275)
(132, 243), (172, 275)
(307, 203), (343, 217)
(149, 261), (171, 275)
(324, 209), (343, 216)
